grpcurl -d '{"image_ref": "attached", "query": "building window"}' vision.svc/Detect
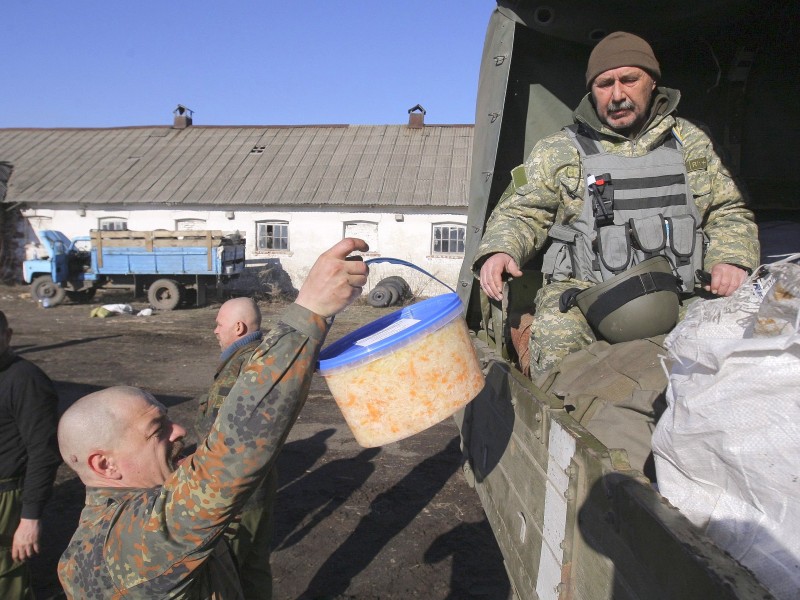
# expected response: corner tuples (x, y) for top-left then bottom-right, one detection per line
(432, 224), (466, 255)
(98, 217), (128, 231)
(27, 216), (53, 231)
(176, 218), (207, 231)
(343, 221), (378, 252)
(256, 221), (289, 251)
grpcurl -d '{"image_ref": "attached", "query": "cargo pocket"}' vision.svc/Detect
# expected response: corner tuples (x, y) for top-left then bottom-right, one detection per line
(629, 214), (666, 259)
(542, 224), (579, 281)
(597, 224), (632, 276)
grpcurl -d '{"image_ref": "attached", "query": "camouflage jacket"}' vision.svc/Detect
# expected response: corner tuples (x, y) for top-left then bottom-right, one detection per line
(473, 87), (760, 277)
(58, 303), (328, 599)
(195, 332), (272, 515)
(195, 332), (263, 438)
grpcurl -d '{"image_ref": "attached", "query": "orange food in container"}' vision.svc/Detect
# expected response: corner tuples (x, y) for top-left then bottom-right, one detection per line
(318, 293), (485, 447)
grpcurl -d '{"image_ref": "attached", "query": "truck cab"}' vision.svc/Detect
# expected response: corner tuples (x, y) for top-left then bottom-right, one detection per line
(23, 230), (94, 305)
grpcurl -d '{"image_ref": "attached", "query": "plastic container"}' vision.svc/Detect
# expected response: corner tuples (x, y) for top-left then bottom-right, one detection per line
(318, 292), (485, 447)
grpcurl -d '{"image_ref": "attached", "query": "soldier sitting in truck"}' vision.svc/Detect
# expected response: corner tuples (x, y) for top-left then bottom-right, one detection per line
(473, 31), (759, 382)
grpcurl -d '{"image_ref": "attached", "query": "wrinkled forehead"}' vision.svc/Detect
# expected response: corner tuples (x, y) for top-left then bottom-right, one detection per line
(120, 390), (167, 422)
(593, 66), (650, 85)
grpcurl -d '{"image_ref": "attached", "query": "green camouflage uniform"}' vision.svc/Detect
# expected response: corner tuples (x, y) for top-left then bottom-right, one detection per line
(58, 303), (327, 599)
(195, 332), (277, 600)
(474, 88), (760, 379)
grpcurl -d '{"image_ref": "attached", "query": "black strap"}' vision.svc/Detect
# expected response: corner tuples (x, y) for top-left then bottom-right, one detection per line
(613, 173), (686, 190)
(614, 194), (688, 210)
(565, 124), (603, 156)
(584, 271), (680, 325)
(558, 287), (582, 313)
(0, 477), (22, 493)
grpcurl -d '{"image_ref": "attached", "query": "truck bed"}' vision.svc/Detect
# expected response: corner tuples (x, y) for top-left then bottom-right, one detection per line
(90, 229), (244, 275)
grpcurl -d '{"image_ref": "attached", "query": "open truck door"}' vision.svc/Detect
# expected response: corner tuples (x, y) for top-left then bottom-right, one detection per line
(455, 2), (798, 598)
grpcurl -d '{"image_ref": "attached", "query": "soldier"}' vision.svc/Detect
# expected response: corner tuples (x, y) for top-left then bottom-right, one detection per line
(474, 31), (759, 380)
(56, 238), (369, 599)
(196, 297), (276, 600)
(0, 310), (61, 600)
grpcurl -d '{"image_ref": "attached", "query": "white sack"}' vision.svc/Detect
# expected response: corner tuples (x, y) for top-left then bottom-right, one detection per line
(652, 258), (800, 599)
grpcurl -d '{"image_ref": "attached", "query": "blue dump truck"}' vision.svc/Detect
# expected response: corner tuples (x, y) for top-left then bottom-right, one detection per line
(23, 229), (246, 309)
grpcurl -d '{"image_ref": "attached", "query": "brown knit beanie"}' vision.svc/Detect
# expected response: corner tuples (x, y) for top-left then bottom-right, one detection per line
(585, 31), (661, 89)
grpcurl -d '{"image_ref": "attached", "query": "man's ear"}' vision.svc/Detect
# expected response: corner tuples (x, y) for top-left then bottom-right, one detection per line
(235, 320), (247, 335)
(88, 452), (122, 480)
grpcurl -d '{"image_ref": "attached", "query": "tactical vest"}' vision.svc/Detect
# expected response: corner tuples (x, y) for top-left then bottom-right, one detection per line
(541, 124), (704, 293)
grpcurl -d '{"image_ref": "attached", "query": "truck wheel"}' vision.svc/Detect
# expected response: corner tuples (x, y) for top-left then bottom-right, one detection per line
(381, 276), (410, 300)
(66, 288), (97, 303)
(31, 276), (66, 306)
(368, 284), (394, 308)
(148, 279), (182, 310)
(180, 287), (197, 308)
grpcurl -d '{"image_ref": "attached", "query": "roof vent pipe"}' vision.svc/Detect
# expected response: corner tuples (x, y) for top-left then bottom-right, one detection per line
(407, 104), (426, 129)
(173, 104), (194, 129)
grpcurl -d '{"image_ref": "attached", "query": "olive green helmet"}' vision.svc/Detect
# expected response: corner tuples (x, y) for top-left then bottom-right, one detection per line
(576, 256), (681, 343)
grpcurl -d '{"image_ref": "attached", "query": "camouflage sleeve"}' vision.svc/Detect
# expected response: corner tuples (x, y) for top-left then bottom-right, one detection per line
(678, 118), (760, 271)
(109, 302), (328, 588)
(472, 131), (581, 273)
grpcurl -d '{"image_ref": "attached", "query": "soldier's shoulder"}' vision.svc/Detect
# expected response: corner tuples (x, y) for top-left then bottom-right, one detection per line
(532, 129), (574, 155)
(525, 130), (580, 176)
(674, 117), (715, 146)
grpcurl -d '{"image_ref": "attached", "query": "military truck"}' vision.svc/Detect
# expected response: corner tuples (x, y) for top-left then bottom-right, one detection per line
(23, 229), (245, 309)
(455, 2), (798, 598)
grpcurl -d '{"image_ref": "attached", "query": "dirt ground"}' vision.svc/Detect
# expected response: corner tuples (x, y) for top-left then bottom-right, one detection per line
(1, 284), (511, 600)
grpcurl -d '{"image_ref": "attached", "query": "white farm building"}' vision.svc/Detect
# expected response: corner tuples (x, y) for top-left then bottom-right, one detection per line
(0, 106), (474, 299)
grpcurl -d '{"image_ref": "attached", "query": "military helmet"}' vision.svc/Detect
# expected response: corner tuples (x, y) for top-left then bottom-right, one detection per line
(576, 256), (680, 343)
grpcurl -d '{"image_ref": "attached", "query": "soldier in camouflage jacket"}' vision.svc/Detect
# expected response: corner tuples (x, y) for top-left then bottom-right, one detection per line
(474, 32), (759, 380)
(195, 297), (275, 600)
(56, 238), (369, 599)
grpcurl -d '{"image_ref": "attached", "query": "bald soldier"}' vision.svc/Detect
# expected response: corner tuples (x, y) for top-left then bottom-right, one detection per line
(196, 297), (277, 600)
(57, 238), (370, 599)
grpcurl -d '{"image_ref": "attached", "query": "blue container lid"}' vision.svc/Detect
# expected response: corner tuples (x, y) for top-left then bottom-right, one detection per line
(318, 293), (463, 375)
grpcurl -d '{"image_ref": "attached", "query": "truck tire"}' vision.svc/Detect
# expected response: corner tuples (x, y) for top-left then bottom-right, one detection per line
(31, 276), (66, 307)
(368, 284), (394, 308)
(66, 288), (97, 303)
(148, 279), (183, 311)
(381, 276), (410, 300)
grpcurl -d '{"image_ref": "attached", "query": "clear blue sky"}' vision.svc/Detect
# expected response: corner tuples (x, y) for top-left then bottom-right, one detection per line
(3, 1), (493, 128)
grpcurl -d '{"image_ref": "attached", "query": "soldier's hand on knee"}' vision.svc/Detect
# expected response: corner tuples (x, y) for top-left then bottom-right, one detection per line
(480, 253), (522, 301)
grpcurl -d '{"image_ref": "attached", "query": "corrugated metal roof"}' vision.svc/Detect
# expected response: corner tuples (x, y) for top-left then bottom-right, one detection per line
(0, 124), (473, 209)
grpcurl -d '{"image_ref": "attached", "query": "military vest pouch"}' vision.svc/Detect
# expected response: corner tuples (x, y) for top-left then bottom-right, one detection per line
(542, 224), (580, 281)
(666, 214), (697, 262)
(597, 225), (632, 275)
(630, 214), (667, 255)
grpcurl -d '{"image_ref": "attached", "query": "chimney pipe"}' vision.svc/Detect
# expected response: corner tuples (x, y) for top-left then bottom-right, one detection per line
(407, 104), (426, 129)
(173, 104), (194, 129)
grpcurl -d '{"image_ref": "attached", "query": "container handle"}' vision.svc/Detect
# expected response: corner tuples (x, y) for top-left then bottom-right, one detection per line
(363, 257), (455, 293)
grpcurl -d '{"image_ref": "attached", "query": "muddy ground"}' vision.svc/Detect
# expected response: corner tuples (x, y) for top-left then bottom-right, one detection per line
(1, 284), (511, 600)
